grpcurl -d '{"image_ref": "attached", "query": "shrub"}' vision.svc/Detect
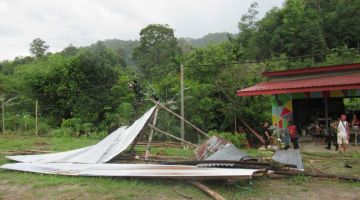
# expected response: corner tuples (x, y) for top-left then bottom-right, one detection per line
(61, 118), (98, 137)
(48, 127), (73, 137)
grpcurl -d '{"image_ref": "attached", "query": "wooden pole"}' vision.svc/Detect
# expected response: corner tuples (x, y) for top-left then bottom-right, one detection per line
(188, 181), (225, 200)
(35, 99), (38, 137)
(2, 99), (4, 135)
(150, 99), (210, 138)
(148, 124), (198, 147)
(180, 63), (185, 146)
(145, 107), (159, 160)
(242, 120), (266, 144)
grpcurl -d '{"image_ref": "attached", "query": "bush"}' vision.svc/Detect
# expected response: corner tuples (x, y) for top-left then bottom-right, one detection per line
(61, 118), (98, 137)
(48, 127), (73, 137)
(87, 131), (108, 139)
(37, 121), (52, 136)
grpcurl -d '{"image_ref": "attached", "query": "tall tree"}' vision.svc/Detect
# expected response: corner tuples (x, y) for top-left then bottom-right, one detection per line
(29, 38), (49, 58)
(268, 0), (327, 57)
(133, 24), (179, 77)
(233, 2), (259, 60)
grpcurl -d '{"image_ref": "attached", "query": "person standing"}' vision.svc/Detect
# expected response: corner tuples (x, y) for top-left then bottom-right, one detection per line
(287, 121), (299, 149)
(263, 122), (271, 147)
(332, 114), (350, 153)
(328, 117), (339, 151)
(351, 113), (359, 145)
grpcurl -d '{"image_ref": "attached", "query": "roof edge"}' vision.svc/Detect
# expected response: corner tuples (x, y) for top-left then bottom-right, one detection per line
(263, 63), (360, 77)
(236, 84), (360, 97)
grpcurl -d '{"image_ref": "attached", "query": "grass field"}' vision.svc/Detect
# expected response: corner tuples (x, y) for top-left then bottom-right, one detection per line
(0, 135), (359, 200)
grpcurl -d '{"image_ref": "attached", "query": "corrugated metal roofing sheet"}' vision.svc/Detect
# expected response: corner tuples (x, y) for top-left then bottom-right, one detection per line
(205, 145), (249, 161)
(195, 136), (232, 160)
(237, 73), (360, 96)
(272, 149), (304, 170)
(195, 136), (250, 161)
(6, 107), (156, 164)
(0, 163), (260, 179)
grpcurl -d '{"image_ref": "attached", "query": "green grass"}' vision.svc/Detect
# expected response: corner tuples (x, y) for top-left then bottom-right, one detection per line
(290, 174), (311, 184)
(0, 134), (208, 199)
(0, 134), (359, 199)
(0, 171), (208, 199)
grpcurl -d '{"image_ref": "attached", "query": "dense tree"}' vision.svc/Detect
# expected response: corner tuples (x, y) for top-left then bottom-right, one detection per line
(29, 38), (49, 58)
(133, 24), (179, 77)
(272, 0), (327, 57)
(233, 0), (327, 60)
(61, 44), (79, 57)
(17, 42), (120, 125)
(230, 2), (259, 60)
(321, 0), (360, 49)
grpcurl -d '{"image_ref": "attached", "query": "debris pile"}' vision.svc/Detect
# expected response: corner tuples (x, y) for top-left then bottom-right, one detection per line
(0, 102), (312, 199)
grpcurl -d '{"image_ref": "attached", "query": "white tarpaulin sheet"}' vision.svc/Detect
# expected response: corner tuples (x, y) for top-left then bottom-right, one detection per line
(6, 107), (156, 164)
(0, 162), (259, 179)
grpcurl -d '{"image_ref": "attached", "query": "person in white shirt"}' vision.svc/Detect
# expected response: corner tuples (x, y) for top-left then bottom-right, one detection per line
(331, 114), (350, 153)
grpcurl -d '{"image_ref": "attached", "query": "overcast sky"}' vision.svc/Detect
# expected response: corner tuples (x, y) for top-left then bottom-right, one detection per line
(0, 0), (284, 61)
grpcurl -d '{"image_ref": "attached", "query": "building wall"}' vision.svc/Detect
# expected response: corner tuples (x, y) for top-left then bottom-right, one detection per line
(271, 94), (293, 129)
(271, 89), (360, 128)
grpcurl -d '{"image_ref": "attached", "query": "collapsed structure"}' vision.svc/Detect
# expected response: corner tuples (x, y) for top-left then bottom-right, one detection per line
(1, 103), (303, 181)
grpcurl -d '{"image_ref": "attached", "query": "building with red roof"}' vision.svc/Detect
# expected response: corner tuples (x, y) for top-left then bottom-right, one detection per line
(237, 63), (360, 133)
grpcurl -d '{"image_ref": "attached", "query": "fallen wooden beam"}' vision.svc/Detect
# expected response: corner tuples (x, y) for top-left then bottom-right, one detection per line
(172, 186), (193, 199)
(241, 120), (266, 144)
(148, 124), (198, 148)
(188, 181), (225, 200)
(150, 99), (210, 138)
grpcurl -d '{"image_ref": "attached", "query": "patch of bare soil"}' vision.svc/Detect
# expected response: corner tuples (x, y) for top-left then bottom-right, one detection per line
(0, 180), (33, 200)
(33, 142), (50, 146)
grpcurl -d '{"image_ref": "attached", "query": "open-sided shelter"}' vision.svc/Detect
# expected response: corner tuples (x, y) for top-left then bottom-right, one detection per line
(236, 63), (360, 134)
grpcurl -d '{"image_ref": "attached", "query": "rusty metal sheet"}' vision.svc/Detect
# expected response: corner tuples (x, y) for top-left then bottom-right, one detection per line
(195, 136), (249, 161)
(195, 136), (232, 160)
(6, 107), (156, 164)
(0, 163), (260, 180)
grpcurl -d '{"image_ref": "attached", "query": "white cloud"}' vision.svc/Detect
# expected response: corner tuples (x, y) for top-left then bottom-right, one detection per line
(0, 0), (284, 61)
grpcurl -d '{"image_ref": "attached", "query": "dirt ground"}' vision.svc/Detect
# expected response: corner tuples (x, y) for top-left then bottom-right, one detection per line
(300, 136), (360, 153)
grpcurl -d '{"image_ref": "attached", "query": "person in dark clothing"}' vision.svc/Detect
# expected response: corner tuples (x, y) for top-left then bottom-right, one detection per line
(287, 121), (299, 149)
(326, 117), (339, 150)
(263, 122), (271, 147)
(325, 124), (332, 150)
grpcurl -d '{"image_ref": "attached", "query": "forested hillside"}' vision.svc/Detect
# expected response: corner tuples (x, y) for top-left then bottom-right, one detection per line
(0, 0), (359, 141)
(92, 32), (232, 67)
